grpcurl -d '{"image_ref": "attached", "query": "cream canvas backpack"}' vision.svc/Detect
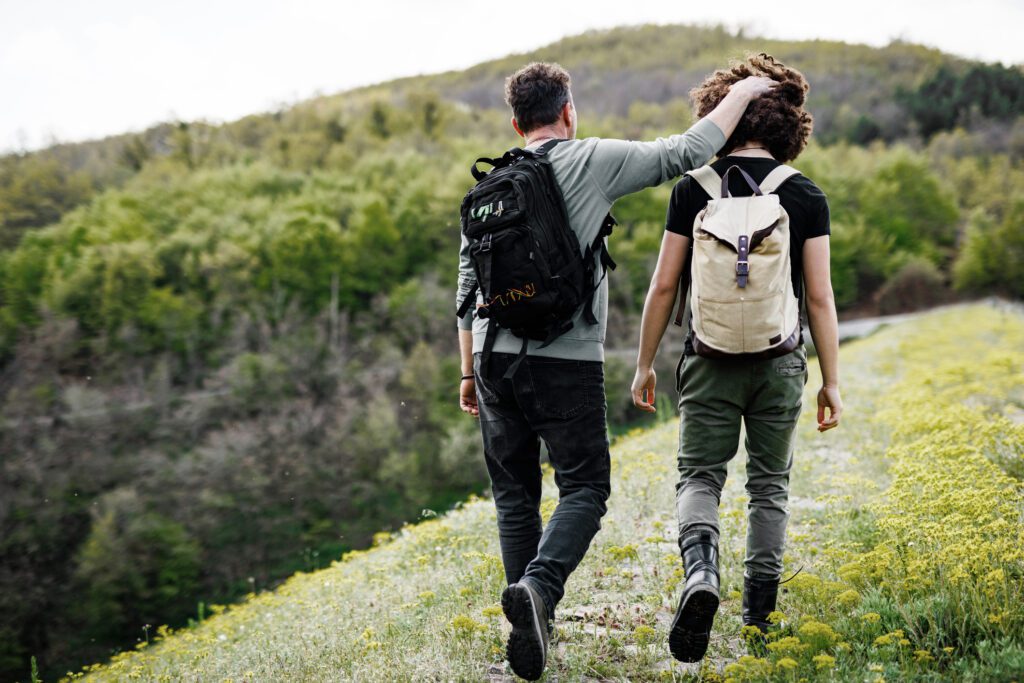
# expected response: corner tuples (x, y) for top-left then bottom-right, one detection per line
(679, 164), (802, 358)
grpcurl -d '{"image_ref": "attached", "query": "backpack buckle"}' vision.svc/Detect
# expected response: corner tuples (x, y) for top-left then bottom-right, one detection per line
(736, 259), (750, 289)
(481, 233), (492, 253)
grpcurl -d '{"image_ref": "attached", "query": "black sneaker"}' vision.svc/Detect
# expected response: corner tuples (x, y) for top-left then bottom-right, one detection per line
(501, 581), (550, 680)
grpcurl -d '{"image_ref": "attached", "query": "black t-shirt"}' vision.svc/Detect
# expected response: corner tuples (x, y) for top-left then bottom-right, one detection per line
(665, 155), (831, 300)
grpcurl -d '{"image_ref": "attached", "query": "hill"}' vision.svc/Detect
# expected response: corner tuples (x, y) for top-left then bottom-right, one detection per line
(2, 24), (1023, 681)
(4, 23), (1023, 248)
(63, 304), (1024, 682)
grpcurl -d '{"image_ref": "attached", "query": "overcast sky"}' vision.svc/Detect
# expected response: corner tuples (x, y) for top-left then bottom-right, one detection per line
(3, 0), (1023, 152)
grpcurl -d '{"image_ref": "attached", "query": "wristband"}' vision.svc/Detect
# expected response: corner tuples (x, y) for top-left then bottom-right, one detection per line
(461, 374), (474, 381)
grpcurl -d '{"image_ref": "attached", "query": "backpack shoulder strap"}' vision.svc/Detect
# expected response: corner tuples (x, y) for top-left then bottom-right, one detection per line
(518, 138), (566, 162)
(685, 166), (722, 200)
(759, 165), (801, 194)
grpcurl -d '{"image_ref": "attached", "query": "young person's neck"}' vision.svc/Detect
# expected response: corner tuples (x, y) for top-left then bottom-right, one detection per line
(727, 143), (774, 159)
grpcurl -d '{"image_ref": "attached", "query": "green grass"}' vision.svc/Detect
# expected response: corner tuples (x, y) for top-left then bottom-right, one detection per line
(68, 303), (1024, 682)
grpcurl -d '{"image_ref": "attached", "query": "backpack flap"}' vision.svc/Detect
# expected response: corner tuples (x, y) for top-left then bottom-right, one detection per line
(696, 195), (783, 257)
(463, 177), (524, 237)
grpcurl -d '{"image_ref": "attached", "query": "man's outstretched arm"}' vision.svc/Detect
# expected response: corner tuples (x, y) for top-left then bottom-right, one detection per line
(590, 76), (776, 201)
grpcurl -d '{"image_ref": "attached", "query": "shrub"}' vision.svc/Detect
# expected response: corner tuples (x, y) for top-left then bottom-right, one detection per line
(876, 258), (948, 314)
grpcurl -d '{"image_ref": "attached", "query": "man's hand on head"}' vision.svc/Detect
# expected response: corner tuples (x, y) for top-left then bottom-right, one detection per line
(729, 76), (777, 101)
(703, 76), (778, 140)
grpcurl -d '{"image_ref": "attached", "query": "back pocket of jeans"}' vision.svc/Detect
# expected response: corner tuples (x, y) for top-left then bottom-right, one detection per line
(531, 360), (602, 419)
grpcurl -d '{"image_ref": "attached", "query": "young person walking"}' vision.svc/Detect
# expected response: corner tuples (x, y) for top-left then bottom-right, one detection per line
(630, 54), (843, 663)
(456, 62), (774, 680)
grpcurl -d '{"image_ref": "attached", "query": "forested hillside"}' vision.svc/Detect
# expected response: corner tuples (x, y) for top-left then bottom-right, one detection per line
(1, 23), (1023, 681)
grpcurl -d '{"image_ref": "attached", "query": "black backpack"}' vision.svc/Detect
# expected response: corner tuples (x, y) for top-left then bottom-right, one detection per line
(456, 139), (616, 379)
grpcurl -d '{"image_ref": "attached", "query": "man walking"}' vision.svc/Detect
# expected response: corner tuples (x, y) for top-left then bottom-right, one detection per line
(457, 61), (773, 680)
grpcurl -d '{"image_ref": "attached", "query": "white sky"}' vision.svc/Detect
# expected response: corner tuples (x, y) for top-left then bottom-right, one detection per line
(3, 0), (1023, 152)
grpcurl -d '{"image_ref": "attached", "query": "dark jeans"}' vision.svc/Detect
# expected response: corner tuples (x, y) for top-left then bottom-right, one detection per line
(473, 352), (611, 616)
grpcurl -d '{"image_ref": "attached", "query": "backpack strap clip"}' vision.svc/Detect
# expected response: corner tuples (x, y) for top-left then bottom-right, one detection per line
(736, 235), (750, 288)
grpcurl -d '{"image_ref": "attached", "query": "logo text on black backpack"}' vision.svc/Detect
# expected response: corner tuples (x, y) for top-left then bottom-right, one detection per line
(486, 282), (536, 309)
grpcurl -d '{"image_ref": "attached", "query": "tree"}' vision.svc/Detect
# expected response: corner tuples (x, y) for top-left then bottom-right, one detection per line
(902, 63), (1024, 137)
(261, 213), (346, 313)
(0, 156), (93, 248)
(73, 488), (201, 642)
(858, 158), (960, 262)
(370, 102), (391, 139)
(954, 202), (1024, 298)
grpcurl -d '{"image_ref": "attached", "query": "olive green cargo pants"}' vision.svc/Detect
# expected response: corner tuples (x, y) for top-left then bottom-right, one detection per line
(674, 347), (808, 578)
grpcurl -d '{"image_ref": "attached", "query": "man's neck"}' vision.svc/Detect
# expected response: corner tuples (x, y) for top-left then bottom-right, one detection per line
(524, 125), (569, 147)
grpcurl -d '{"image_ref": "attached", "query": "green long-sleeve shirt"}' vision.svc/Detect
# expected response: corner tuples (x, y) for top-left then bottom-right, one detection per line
(456, 117), (726, 362)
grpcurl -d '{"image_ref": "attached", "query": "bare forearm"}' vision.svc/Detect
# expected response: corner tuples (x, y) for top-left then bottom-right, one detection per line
(807, 298), (840, 387)
(637, 283), (678, 370)
(459, 329), (474, 376)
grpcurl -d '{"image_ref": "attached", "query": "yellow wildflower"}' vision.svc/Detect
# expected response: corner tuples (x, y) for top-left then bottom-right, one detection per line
(812, 653), (836, 670)
(776, 657), (798, 671)
(633, 625), (657, 646)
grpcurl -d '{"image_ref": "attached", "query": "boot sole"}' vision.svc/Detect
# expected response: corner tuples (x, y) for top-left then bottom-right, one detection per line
(502, 584), (546, 681)
(668, 585), (720, 662)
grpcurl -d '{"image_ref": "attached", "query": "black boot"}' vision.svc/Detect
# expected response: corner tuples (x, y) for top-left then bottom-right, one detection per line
(669, 528), (720, 662)
(742, 572), (780, 633)
(502, 581), (550, 681)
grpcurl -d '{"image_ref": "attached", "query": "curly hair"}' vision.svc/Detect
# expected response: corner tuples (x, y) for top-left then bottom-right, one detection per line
(690, 54), (813, 162)
(504, 62), (572, 134)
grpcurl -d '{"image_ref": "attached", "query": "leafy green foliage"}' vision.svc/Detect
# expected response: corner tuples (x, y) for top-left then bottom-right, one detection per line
(74, 490), (202, 641)
(859, 157), (960, 258)
(0, 155), (93, 249)
(954, 200), (1024, 297)
(902, 63), (1024, 137)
